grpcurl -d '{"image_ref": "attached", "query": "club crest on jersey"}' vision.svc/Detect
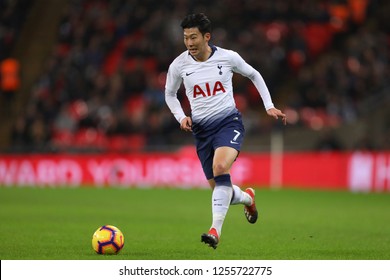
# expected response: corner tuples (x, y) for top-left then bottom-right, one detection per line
(217, 65), (223, 75)
(193, 81), (226, 98)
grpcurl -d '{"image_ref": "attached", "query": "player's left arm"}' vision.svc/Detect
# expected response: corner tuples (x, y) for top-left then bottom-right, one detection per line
(230, 51), (287, 125)
(266, 107), (287, 125)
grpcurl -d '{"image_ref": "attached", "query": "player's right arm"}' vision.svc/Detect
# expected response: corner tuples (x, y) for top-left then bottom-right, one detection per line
(180, 116), (193, 132)
(165, 61), (188, 125)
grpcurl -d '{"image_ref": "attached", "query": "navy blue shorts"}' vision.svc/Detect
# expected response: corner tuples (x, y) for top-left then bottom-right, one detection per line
(193, 112), (245, 180)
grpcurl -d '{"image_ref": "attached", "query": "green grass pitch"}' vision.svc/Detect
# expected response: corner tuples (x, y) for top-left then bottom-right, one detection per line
(0, 187), (390, 260)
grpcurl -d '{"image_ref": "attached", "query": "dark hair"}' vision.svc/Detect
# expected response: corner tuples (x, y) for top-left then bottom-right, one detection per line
(180, 13), (211, 35)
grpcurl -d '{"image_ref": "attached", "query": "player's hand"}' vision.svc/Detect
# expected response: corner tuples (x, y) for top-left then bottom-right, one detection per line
(180, 116), (193, 132)
(267, 108), (287, 125)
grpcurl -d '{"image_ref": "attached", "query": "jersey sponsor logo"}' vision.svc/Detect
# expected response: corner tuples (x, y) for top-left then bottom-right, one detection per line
(186, 72), (195, 76)
(193, 81), (226, 98)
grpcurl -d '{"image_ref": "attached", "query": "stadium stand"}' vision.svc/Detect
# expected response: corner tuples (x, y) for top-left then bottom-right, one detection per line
(2, 0), (390, 152)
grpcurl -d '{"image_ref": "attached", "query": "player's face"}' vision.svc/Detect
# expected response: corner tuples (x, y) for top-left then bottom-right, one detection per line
(183, 27), (211, 61)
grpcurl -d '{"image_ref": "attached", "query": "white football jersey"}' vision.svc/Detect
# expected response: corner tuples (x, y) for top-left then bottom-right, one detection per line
(165, 46), (274, 127)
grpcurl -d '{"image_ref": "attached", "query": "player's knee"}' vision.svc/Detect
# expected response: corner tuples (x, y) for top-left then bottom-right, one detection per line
(213, 162), (229, 176)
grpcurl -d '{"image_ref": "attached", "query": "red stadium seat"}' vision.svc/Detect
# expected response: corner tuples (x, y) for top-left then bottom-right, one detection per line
(73, 128), (108, 148)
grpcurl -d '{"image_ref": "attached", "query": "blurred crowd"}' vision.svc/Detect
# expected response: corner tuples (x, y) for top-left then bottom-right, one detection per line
(4, 0), (390, 152)
(0, 0), (29, 107)
(0, 0), (32, 60)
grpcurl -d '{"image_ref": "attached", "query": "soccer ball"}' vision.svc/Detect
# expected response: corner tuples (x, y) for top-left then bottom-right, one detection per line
(92, 225), (124, 254)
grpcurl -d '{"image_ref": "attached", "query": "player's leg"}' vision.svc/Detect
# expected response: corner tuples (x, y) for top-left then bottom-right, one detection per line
(231, 185), (252, 205)
(209, 179), (253, 207)
(212, 146), (239, 232)
(214, 146), (257, 223)
(202, 174), (233, 249)
(218, 116), (259, 223)
(202, 147), (236, 246)
(209, 150), (258, 224)
(201, 113), (258, 248)
(196, 137), (222, 248)
(201, 146), (237, 248)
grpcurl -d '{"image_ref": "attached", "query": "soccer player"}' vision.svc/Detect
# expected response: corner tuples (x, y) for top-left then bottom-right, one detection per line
(165, 13), (287, 249)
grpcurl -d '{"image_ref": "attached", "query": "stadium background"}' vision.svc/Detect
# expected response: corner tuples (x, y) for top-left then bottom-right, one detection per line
(0, 0), (389, 191)
(1, 0), (390, 264)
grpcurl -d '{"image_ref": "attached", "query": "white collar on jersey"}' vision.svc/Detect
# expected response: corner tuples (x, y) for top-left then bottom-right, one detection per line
(189, 44), (217, 61)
